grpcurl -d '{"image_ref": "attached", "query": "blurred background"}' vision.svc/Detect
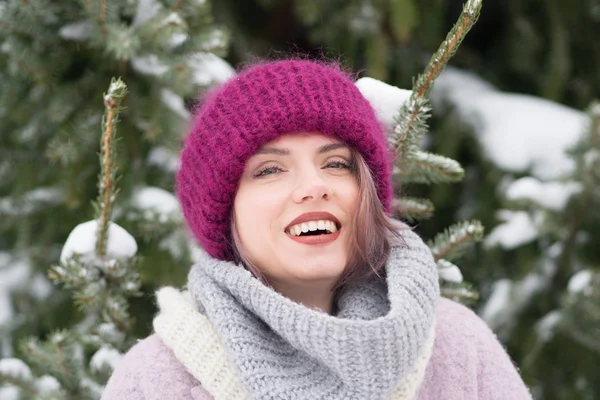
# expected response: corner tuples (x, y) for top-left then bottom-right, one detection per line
(1, 0), (599, 399)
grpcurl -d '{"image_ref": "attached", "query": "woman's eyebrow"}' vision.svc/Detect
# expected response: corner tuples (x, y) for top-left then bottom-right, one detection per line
(318, 143), (349, 154)
(255, 147), (290, 156)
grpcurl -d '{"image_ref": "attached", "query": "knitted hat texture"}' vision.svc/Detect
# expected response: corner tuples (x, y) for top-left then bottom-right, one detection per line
(177, 60), (393, 260)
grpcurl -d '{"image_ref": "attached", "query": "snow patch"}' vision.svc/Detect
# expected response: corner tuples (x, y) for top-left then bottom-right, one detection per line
(29, 274), (53, 300)
(188, 53), (235, 85)
(0, 358), (32, 380)
(568, 270), (593, 294)
(148, 147), (180, 173)
(481, 267), (552, 335)
(485, 211), (538, 249)
(90, 346), (122, 373)
(0, 187), (64, 216)
(349, 3), (379, 34)
(131, 187), (180, 223)
(431, 67), (587, 180)
(480, 279), (512, 327)
(161, 12), (183, 27)
(535, 310), (562, 342)
(169, 33), (188, 48)
(158, 230), (188, 260)
(355, 77), (412, 129)
(0, 387), (19, 400)
(161, 89), (190, 120)
(437, 260), (463, 283)
(60, 220), (138, 265)
(0, 256), (30, 326)
(36, 375), (61, 393)
(131, 55), (169, 76)
(59, 20), (92, 41)
(506, 177), (582, 211)
(133, 0), (162, 26)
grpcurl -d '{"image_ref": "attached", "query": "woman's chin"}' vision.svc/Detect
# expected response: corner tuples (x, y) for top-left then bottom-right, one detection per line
(282, 260), (346, 283)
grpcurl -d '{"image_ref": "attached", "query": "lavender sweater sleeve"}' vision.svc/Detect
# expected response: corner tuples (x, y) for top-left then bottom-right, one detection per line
(417, 298), (531, 400)
(101, 335), (211, 400)
(102, 299), (530, 400)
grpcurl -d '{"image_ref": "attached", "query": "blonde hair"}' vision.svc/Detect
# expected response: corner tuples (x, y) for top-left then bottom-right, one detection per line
(230, 149), (405, 294)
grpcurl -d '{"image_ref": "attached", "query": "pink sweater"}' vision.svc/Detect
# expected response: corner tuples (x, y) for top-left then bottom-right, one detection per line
(102, 298), (531, 399)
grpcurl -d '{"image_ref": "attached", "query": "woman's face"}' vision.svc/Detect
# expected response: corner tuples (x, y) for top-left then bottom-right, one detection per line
(233, 132), (359, 290)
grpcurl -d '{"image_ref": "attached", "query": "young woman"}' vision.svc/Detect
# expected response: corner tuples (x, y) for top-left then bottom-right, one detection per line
(102, 60), (531, 399)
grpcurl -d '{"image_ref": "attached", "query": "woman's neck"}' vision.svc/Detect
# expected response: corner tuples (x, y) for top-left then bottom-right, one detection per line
(269, 280), (335, 314)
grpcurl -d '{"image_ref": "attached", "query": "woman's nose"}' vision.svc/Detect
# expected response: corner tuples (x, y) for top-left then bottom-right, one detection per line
(292, 176), (333, 203)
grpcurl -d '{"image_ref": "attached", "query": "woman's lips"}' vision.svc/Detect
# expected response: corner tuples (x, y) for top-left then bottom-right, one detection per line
(286, 229), (341, 245)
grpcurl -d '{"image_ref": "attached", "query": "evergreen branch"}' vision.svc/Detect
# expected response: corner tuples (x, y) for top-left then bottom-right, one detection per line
(21, 333), (81, 394)
(392, 196), (435, 221)
(0, 20), (53, 45)
(104, 296), (132, 336)
(95, 78), (128, 259)
(74, 282), (106, 311)
(441, 282), (479, 304)
(428, 220), (484, 262)
(554, 101), (600, 293)
(391, 0), (482, 161)
(413, 0), (482, 100)
(52, 336), (76, 392)
(390, 98), (431, 162)
(397, 151), (464, 184)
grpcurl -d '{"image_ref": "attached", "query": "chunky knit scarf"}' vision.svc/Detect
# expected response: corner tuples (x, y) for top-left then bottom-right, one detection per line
(156, 228), (439, 400)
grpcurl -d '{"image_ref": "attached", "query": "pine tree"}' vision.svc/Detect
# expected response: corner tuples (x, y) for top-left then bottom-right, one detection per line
(0, 0), (230, 397)
(478, 100), (600, 399)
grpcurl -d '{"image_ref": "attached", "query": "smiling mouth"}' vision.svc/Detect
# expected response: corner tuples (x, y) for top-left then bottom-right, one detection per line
(285, 221), (341, 237)
(285, 223), (342, 246)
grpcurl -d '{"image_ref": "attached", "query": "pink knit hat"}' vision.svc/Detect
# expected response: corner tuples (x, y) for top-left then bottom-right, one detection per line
(177, 60), (393, 260)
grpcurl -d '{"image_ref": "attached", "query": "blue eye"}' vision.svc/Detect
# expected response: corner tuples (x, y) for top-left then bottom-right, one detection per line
(254, 165), (284, 177)
(325, 160), (351, 169)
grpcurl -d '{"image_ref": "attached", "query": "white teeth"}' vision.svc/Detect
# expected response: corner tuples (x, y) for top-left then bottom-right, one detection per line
(287, 219), (339, 236)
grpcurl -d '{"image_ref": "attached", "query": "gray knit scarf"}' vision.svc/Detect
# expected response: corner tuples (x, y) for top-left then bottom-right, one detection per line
(187, 228), (439, 400)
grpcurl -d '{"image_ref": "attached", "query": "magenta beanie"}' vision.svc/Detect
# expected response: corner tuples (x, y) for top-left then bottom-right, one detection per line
(177, 60), (393, 260)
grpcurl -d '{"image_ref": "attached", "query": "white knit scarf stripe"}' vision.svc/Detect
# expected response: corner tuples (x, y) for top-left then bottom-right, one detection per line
(153, 287), (436, 400)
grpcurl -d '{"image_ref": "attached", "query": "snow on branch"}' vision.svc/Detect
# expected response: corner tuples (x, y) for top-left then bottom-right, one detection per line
(428, 220), (484, 262)
(437, 259), (464, 283)
(395, 151), (464, 184)
(391, 197), (435, 222)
